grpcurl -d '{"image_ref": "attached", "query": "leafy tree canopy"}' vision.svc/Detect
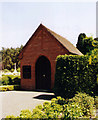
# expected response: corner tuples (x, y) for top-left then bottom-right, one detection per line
(76, 33), (98, 55)
(1, 45), (23, 70)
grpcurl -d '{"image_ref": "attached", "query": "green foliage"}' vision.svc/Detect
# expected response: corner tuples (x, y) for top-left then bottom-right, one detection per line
(0, 85), (20, 91)
(65, 102), (83, 118)
(68, 92), (95, 117)
(76, 33), (97, 54)
(14, 85), (21, 90)
(7, 85), (14, 91)
(20, 109), (32, 118)
(12, 77), (21, 85)
(32, 97), (69, 119)
(32, 96), (85, 119)
(2, 75), (9, 85)
(0, 86), (7, 91)
(76, 33), (86, 53)
(0, 85), (14, 91)
(32, 107), (48, 119)
(10, 69), (14, 72)
(1, 75), (21, 86)
(17, 67), (20, 72)
(95, 96), (98, 109)
(1, 45), (23, 70)
(82, 37), (94, 54)
(94, 37), (98, 49)
(51, 96), (67, 105)
(54, 55), (98, 98)
(4, 69), (10, 73)
(6, 115), (16, 118)
(87, 49), (98, 62)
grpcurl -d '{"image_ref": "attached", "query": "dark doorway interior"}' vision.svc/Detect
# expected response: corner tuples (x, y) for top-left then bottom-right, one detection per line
(35, 56), (51, 90)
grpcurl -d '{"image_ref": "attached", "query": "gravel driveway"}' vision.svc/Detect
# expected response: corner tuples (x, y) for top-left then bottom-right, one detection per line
(0, 91), (55, 119)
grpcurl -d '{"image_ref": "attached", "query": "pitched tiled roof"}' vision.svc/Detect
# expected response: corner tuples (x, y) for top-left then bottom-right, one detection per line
(42, 24), (83, 55)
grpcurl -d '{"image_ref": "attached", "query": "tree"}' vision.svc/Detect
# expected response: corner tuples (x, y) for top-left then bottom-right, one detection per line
(76, 33), (97, 55)
(76, 33), (86, 54)
(1, 45), (23, 70)
(94, 37), (98, 49)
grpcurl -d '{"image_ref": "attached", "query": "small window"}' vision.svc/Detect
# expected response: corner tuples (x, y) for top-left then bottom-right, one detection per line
(23, 66), (31, 79)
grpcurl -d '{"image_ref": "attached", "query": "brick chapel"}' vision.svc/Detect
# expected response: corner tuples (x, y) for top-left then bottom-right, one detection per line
(19, 24), (82, 90)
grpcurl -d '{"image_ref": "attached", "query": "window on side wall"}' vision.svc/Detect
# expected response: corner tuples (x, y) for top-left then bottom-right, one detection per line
(23, 66), (31, 79)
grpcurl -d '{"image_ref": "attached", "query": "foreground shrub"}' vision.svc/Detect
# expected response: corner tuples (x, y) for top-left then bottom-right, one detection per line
(68, 92), (95, 118)
(6, 115), (16, 118)
(31, 97), (71, 119)
(65, 102), (83, 118)
(20, 109), (32, 118)
(54, 55), (98, 98)
(33, 94), (95, 119)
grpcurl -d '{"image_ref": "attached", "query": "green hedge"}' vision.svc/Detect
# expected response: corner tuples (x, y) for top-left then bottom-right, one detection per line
(54, 55), (98, 98)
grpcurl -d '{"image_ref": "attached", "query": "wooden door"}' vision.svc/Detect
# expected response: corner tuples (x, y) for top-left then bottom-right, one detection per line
(35, 56), (51, 90)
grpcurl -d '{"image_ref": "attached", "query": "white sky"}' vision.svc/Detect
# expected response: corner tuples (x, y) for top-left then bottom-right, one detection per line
(0, 1), (97, 50)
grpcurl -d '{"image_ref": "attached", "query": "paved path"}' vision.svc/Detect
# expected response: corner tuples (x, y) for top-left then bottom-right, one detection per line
(0, 91), (55, 119)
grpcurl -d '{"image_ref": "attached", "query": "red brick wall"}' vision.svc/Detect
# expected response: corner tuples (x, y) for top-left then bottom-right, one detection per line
(20, 26), (70, 90)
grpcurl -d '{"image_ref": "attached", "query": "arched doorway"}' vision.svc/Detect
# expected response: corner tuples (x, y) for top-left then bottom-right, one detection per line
(35, 56), (51, 90)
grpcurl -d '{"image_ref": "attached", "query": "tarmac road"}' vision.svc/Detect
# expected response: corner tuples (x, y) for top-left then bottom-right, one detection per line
(0, 91), (55, 119)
